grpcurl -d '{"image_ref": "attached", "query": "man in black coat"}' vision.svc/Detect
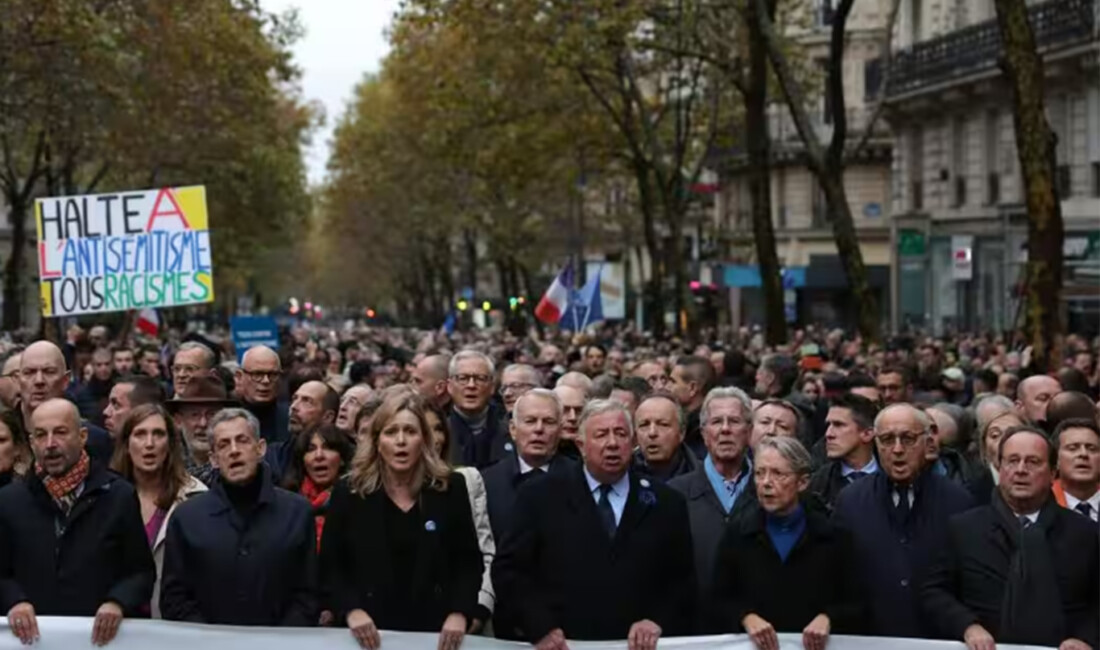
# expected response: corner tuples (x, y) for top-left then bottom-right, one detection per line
(668, 387), (755, 632)
(0, 398), (154, 646)
(160, 407), (317, 626)
(921, 426), (1099, 650)
(234, 345), (289, 443)
(480, 388), (576, 640)
(808, 394), (880, 512)
(448, 351), (511, 469)
(493, 399), (695, 649)
(833, 403), (973, 639)
(632, 393), (701, 483)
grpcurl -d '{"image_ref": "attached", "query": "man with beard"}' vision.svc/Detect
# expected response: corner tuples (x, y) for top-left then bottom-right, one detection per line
(410, 354), (451, 411)
(234, 346), (288, 443)
(0, 398), (154, 646)
(112, 347), (135, 377)
(269, 381), (338, 480)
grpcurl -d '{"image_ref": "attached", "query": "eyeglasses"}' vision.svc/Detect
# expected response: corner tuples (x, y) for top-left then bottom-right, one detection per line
(501, 382), (536, 394)
(452, 374), (491, 386)
(753, 468), (798, 482)
(875, 432), (925, 448)
(243, 370), (281, 383)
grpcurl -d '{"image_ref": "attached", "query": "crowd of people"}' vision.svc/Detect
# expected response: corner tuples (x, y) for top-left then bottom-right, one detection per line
(0, 320), (1097, 650)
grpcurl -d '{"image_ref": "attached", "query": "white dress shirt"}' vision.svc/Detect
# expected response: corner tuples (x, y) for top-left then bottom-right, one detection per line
(584, 467), (630, 526)
(1065, 489), (1100, 522)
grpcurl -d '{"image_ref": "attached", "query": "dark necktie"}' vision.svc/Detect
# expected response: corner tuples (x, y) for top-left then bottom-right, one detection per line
(1074, 502), (1095, 522)
(847, 471), (868, 484)
(895, 486), (910, 521)
(1018, 515), (1033, 530)
(597, 484), (617, 539)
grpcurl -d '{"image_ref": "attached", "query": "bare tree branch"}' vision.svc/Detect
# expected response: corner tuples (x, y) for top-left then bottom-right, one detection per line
(849, 0), (902, 159)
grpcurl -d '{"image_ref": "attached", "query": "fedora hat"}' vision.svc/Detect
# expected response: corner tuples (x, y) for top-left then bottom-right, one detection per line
(166, 375), (240, 412)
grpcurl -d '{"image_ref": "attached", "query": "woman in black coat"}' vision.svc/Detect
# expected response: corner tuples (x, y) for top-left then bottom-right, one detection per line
(319, 391), (482, 650)
(713, 437), (863, 650)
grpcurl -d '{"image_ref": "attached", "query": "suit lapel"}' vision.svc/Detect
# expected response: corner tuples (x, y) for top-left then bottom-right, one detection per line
(366, 492), (398, 591)
(565, 466), (613, 550)
(689, 469), (727, 518)
(613, 473), (654, 548)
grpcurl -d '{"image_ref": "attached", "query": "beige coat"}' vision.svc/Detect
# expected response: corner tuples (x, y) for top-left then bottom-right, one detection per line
(151, 476), (208, 619)
(455, 467), (496, 616)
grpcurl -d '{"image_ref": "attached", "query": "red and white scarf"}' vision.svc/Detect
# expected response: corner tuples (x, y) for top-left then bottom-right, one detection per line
(37, 450), (90, 514)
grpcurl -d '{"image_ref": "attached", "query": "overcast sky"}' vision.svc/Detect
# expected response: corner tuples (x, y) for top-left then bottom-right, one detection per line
(259, 0), (402, 184)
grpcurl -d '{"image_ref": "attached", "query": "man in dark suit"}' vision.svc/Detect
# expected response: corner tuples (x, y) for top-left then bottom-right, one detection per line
(668, 386), (755, 631)
(809, 394), (880, 512)
(448, 351), (510, 469)
(833, 403), (973, 638)
(921, 426), (1099, 650)
(493, 399), (695, 650)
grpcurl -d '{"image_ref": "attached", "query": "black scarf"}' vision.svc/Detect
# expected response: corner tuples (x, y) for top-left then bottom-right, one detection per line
(991, 493), (1066, 645)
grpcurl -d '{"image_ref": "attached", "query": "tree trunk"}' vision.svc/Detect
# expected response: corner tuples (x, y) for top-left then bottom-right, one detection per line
(746, 0), (787, 346)
(993, 0), (1064, 371)
(2, 200), (28, 331)
(821, 173), (879, 340)
(633, 162), (666, 336)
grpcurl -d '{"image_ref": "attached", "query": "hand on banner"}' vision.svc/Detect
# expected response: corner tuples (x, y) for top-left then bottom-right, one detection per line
(535, 628), (569, 650)
(742, 613), (779, 650)
(92, 601), (123, 646)
(627, 619), (662, 650)
(438, 613), (466, 650)
(7, 601), (39, 645)
(468, 618), (484, 635)
(1059, 640), (1092, 650)
(802, 614), (831, 650)
(347, 609), (382, 650)
(963, 624), (996, 650)
(318, 610), (335, 627)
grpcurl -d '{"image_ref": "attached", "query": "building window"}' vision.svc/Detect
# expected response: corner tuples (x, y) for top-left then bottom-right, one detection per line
(910, 127), (924, 211)
(812, 178), (828, 226)
(954, 176), (967, 208)
(816, 0), (835, 27)
(1057, 164), (1073, 198)
(987, 172), (1000, 205)
(1092, 162), (1100, 198)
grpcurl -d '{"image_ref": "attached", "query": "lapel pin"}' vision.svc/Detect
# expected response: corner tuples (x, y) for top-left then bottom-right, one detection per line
(640, 479), (651, 488)
(505, 442), (514, 452)
(425, 520), (437, 532)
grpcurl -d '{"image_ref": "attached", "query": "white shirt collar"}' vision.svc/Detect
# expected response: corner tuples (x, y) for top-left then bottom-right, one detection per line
(1064, 489), (1100, 512)
(841, 456), (879, 477)
(517, 456), (549, 475)
(584, 466), (629, 496)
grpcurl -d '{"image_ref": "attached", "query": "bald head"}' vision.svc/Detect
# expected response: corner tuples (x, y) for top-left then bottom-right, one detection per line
(411, 354), (450, 407)
(29, 398), (86, 477)
(19, 341), (71, 412)
(237, 345), (282, 404)
(1016, 375), (1061, 424)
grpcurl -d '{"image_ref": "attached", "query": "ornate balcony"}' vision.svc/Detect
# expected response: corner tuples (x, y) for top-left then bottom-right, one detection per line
(885, 0), (1096, 99)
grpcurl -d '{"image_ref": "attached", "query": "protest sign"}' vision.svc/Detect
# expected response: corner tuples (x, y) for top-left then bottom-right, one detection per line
(35, 186), (214, 317)
(231, 315), (280, 362)
(0, 618), (1054, 650)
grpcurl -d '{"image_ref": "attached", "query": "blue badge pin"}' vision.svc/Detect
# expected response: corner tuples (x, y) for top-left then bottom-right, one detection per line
(504, 442), (514, 452)
(640, 478), (651, 488)
(425, 520), (437, 532)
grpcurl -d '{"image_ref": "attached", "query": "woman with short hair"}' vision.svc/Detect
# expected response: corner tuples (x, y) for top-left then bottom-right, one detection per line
(320, 393), (482, 650)
(110, 403), (206, 618)
(713, 437), (863, 650)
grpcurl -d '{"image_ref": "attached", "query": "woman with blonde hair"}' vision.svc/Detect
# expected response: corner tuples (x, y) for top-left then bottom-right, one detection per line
(320, 392), (482, 650)
(110, 402), (207, 618)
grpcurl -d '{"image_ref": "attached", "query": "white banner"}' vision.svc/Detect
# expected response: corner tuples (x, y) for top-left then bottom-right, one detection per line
(0, 617), (1056, 650)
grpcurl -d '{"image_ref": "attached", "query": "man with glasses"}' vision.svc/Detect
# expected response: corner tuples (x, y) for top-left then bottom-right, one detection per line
(499, 364), (541, 415)
(833, 403), (972, 638)
(17, 341), (112, 463)
(922, 425), (1098, 650)
(234, 345), (288, 443)
(0, 347), (23, 410)
(447, 350), (510, 469)
(171, 342), (217, 399)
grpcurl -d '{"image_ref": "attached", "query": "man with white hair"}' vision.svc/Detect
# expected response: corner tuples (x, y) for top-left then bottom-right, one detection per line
(493, 399), (695, 647)
(833, 403), (973, 638)
(499, 364), (541, 415)
(555, 371), (593, 396)
(448, 350), (510, 469)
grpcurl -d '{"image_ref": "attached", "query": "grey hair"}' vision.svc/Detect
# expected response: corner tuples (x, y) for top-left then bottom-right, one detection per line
(514, 388), (563, 421)
(701, 386), (754, 426)
(589, 374), (616, 399)
(448, 349), (495, 378)
(874, 403), (933, 435)
(973, 394), (1014, 434)
(502, 363), (541, 386)
(637, 393), (684, 430)
(755, 436), (813, 476)
(207, 407), (261, 440)
(555, 371), (594, 395)
(578, 398), (633, 441)
(177, 341), (215, 368)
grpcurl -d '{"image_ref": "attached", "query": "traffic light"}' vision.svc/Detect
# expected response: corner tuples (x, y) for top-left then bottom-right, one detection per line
(509, 296), (518, 310)
(457, 299), (469, 311)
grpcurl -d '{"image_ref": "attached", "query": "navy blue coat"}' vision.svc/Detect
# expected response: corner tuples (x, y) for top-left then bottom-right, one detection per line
(448, 403), (512, 469)
(492, 466), (696, 642)
(0, 463), (154, 616)
(159, 467), (317, 626)
(832, 468), (973, 638)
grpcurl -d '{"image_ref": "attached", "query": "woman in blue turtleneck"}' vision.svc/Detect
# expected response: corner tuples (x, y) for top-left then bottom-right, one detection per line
(712, 437), (864, 650)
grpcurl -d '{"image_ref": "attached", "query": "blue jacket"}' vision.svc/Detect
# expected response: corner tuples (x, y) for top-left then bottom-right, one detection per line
(159, 466), (317, 626)
(833, 468), (973, 638)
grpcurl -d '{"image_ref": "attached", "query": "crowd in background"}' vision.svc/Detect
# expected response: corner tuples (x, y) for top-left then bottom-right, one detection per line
(0, 319), (1096, 650)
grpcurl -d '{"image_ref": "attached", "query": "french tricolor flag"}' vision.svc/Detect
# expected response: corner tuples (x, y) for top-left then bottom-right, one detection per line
(534, 263), (574, 324)
(136, 308), (160, 337)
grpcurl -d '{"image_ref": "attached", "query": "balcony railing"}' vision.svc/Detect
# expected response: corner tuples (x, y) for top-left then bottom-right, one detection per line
(885, 0), (1095, 99)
